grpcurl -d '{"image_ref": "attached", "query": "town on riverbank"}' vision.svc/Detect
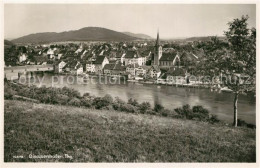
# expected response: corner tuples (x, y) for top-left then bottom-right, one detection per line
(4, 31), (236, 92)
(3, 3), (256, 164)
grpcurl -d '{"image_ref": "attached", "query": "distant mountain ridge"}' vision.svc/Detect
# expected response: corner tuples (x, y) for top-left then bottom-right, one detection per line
(166, 36), (227, 42)
(4, 40), (15, 46)
(184, 36), (226, 41)
(11, 27), (226, 44)
(122, 32), (153, 39)
(12, 27), (141, 44)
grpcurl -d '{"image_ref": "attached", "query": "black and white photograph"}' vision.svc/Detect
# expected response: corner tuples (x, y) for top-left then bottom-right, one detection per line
(1, 0), (259, 166)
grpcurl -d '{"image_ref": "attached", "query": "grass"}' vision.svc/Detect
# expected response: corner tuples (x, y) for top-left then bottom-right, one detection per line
(4, 100), (256, 162)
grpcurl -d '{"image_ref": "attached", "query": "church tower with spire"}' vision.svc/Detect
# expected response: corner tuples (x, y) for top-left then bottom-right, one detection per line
(153, 30), (162, 65)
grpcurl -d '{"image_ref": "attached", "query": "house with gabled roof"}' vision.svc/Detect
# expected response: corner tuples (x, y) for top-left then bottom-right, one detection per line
(63, 61), (83, 75)
(47, 48), (55, 59)
(126, 63), (139, 76)
(54, 60), (66, 73)
(103, 64), (116, 75)
(115, 50), (125, 64)
(111, 63), (126, 76)
(135, 65), (150, 77)
(94, 56), (109, 74)
(147, 65), (161, 79)
(124, 50), (146, 66)
(165, 67), (188, 84)
(72, 62), (83, 75)
(159, 52), (180, 68)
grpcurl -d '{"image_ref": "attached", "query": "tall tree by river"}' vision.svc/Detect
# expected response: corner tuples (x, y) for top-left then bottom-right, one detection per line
(201, 15), (256, 127)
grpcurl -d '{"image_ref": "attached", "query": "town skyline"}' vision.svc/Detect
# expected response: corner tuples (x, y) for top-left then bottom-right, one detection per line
(5, 4), (256, 39)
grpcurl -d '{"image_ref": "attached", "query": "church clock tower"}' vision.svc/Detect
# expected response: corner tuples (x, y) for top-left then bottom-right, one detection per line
(153, 30), (162, 65)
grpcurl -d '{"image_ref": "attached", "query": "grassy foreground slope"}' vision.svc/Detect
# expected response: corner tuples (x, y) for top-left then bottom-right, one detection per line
(4, 100), (255, 162)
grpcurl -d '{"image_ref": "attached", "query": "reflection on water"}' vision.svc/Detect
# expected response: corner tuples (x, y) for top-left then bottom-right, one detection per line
(28, 73), (256, 124)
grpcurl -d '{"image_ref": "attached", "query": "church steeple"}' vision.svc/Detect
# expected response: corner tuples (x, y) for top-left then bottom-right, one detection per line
(153, 29), (162, 66)
(155, 29), (160, 47)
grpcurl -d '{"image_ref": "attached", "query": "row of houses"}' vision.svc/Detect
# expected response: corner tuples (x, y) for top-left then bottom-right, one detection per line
(54, 54), (189, 85)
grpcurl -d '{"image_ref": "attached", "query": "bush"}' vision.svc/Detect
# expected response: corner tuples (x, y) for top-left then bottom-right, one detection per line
(208, 115), (220, 124)
(118, 103), (138, 113)
(139, 102), (151, 114)
(154, 103), (164, 112)
(161, 109), (178, 118)
(93, 95), (113, 109)
(68, 97), (81, 106)
(175, 104), (210, 121)
(38, 94), (52, 103)
(114, 97), (125, 104)
(174, 104), (193, 119)
(53, 94), (70, 105)
(237, 119), (256, 128)
(128, 98), (139, 106)
(192, 106), (210, 121)
(161, 109), (171, 117)
(101, 105), (114, 111)
(80, 97), (92, 108)
(102, 94), (113, 104)
(62, 87), (81, 98)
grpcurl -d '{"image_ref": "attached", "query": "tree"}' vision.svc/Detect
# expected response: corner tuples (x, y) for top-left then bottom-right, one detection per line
(224, 16), (256, 127)
(203, 15), (256, 127)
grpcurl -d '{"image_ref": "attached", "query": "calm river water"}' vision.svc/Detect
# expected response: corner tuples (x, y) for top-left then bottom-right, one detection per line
(26, 73), (256, 124)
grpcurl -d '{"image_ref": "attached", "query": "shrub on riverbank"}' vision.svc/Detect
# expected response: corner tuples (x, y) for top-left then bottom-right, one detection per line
(174, 104), (222, 123)
(4, 81), (254, 128)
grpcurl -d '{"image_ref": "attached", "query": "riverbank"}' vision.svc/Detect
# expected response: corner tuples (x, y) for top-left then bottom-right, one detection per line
(4, 100), (255, 162)
(5, 80), (256, 126)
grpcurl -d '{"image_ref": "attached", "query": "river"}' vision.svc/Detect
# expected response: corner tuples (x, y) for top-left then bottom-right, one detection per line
(23, 73), (256, 124)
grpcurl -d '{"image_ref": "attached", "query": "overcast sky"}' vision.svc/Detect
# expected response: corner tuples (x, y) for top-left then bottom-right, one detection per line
(4, 4), (256, 39)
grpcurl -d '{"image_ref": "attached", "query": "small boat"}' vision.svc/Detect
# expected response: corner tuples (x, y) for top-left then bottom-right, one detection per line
(220, 87), (233, 93)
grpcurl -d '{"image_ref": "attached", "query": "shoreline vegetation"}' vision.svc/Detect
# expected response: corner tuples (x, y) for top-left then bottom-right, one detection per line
(4, 81), (255, 128)
(5, 100), (256, 162)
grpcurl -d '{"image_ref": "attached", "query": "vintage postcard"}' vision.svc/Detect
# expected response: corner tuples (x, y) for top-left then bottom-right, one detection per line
(1, 0), (259, 167)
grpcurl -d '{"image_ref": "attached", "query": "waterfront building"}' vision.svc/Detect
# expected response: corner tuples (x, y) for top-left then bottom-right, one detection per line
(54, 61), (66, 73)
(71, 63), (83, 75)
(124, 50), (146, 66)
(165, 67), (187, 84)
(126, 63), (139, 76)
(86, 61), (95, 73)
(111, 63), (126, 76)
(94, 56), (109, 74)
(63, 61), (83, 75)
(135, 65), (150, 77)
(147, 65), (161, 79)
(103, 64), (116, 75)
